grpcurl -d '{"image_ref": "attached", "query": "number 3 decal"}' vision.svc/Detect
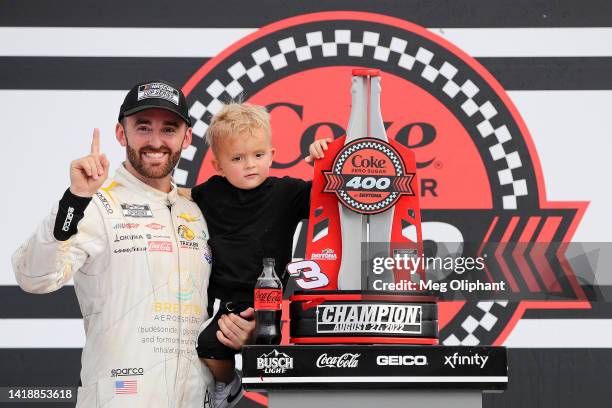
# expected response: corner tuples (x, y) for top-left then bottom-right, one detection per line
(286, 260), (329, 289)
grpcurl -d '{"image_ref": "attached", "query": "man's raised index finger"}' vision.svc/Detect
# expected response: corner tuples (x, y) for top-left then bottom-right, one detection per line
(91, 128), (100, 155)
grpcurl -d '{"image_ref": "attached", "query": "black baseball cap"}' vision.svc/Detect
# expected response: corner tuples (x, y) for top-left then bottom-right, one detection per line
(118, 80), (191, 126)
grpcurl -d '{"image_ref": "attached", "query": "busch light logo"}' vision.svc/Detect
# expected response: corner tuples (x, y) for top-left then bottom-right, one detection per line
(256, 349), (294, 374)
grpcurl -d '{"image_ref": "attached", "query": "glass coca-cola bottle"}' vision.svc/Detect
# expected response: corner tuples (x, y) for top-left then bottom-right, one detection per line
(254, 258), (282, 345)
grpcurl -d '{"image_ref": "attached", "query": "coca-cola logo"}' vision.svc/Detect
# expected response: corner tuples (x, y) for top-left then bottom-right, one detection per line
(255, 290), (282, 303)
(148, 240), (173, 253)
(316, 353), (360, 368)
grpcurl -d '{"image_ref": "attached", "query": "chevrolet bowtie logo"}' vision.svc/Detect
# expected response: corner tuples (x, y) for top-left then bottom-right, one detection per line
(177, 213), (200, 222)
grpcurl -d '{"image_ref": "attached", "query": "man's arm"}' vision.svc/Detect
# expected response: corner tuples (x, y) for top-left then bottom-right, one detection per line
(12, 129), (110, 294)
(12, 197), (106, 293)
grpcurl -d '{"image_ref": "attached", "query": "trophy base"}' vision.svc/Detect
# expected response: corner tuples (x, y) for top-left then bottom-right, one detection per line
(289, 290), (439, 345)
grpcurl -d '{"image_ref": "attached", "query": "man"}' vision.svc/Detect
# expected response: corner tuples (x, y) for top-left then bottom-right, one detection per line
(12, 80), (254, 407)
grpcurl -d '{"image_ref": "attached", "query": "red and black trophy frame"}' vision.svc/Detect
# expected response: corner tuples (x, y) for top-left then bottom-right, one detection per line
(288, 68), (438, 345)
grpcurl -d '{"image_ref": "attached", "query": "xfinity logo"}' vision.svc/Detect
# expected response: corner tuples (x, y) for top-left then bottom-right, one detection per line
(444, 352), (489, 369)
(376, 355), (428, 366)
(61, 207), (74, 232)
(316, 353), (360, 368)
(257, 350), (294, 374)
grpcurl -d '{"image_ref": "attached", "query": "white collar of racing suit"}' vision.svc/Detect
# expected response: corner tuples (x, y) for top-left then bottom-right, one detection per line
(113, 163), (179, 207)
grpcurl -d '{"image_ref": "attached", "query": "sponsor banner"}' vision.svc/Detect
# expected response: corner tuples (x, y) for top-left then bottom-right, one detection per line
(242, 345), (507, 389)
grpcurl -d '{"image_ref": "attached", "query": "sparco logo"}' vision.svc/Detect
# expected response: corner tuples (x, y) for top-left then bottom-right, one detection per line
(61, 207), (74, 232)
(444, 352), (489, 369)
(111, 367), (144, 377)
(179, 12), (587, 345)
(257, 350), (294, 374)
(95, 192), (113, 214)
(316, 353), (360, 368)
(376, 355), (428, 366)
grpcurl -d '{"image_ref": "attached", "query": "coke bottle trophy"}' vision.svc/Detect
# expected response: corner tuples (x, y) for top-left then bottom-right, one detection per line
(287, 69), (439, 345)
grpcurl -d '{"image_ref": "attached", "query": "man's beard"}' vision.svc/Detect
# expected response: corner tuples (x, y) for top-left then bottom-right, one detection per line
(126, 144), (182, 179)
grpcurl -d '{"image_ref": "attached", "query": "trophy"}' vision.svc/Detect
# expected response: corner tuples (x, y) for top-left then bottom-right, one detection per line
(287, 69), (439, 345)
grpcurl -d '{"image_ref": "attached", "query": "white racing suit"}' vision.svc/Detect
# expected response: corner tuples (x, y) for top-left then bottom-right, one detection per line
(12, 166), (214, 407)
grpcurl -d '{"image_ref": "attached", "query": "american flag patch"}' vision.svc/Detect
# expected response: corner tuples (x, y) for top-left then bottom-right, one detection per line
(115, 380), (137, 394)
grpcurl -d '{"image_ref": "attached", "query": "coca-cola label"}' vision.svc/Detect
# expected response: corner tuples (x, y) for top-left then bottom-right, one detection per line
(316, 353), (360, 368)
(254, 289), (282, 310)
(148, 240), (173, 252)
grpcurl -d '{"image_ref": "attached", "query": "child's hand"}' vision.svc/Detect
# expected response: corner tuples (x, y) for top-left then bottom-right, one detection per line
(305, 137), (333, 163)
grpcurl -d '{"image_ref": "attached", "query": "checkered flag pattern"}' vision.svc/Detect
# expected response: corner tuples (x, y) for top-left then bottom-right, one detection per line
(181, 27), (528, 209)
(442, 301), (509, 345)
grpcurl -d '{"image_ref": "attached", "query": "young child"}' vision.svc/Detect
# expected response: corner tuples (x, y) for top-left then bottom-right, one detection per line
(186, 102), (328, 408)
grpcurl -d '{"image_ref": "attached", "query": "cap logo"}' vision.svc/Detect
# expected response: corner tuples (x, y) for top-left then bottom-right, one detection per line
(137, 82), (179, 105)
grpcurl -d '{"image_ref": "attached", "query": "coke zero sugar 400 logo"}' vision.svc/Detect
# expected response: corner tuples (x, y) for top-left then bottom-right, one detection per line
(178, 12), (587, 347)
(324, 138), (415, 214)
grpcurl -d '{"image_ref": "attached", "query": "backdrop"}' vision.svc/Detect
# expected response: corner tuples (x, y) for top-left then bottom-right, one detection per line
(1, 1), (611, 407)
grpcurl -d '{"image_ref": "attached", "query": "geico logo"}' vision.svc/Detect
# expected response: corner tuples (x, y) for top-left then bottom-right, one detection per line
(376, 355), (428, 366)
(154, 302), (202, 316)
(111, 367), (144, 377)
(62, 207), (74, 232)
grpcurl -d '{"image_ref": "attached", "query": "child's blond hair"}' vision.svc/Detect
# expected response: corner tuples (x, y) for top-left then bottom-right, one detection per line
(206, 103), (271, 154)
